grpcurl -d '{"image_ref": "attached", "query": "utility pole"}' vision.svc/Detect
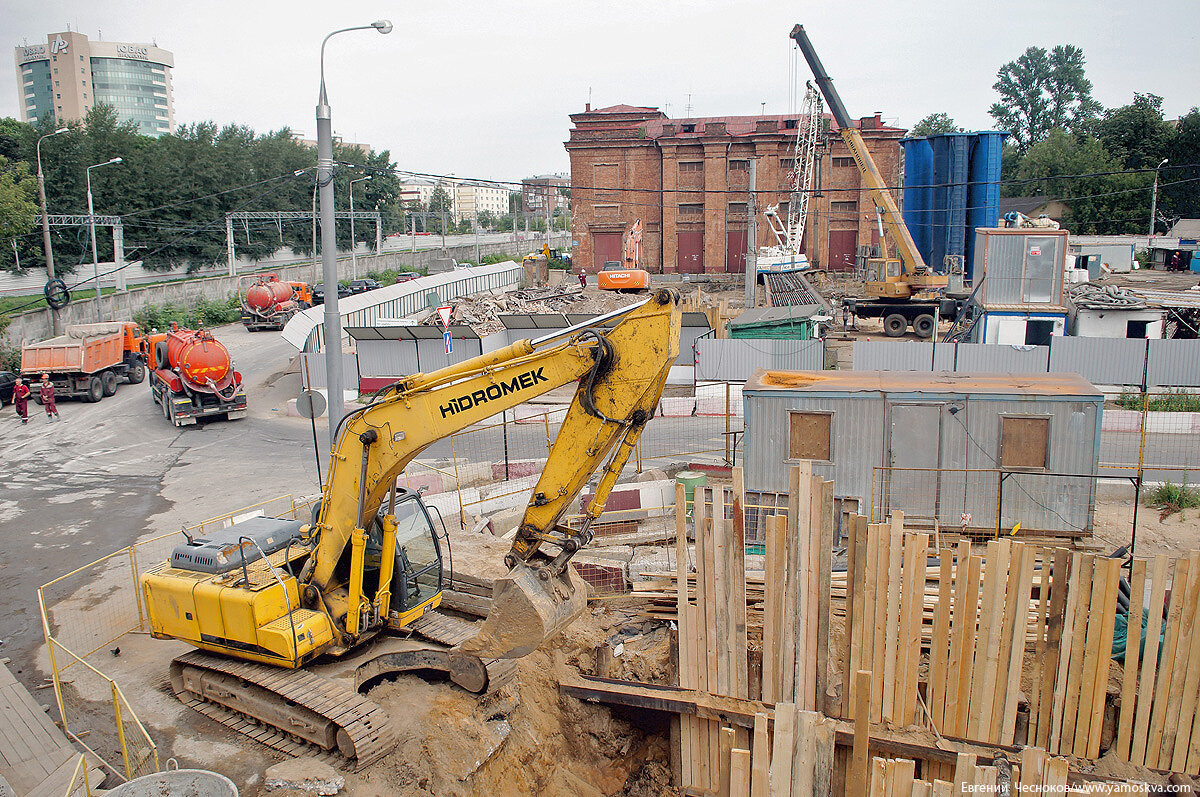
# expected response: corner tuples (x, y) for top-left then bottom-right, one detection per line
(36, 127), (68, 336)
(744, 158), (758, 308)
(1150, 158), (1168, 241)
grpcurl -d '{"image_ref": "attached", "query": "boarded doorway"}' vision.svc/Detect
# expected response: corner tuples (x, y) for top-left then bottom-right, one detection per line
(887, 403), (942, 525)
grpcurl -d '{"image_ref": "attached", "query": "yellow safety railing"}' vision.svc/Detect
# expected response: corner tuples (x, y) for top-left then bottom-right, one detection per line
(38, 493), (317, 785)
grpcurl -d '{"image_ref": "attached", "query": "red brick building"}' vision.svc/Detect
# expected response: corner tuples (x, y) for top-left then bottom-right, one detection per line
(564, 104), (906, 274)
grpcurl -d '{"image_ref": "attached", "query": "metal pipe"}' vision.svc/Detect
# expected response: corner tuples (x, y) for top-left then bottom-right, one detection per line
(529, 298), (649, 347)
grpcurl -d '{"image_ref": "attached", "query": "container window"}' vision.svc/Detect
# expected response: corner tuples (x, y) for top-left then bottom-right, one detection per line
(788, 411), (832, 461)
(999, 416), (1049, 470)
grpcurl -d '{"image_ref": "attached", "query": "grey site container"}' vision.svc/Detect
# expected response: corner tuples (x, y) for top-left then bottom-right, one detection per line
(743, 370), (1103, 538)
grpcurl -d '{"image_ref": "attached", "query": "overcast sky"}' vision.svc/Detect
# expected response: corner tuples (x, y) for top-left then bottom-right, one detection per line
(3, 1), (1197, 186)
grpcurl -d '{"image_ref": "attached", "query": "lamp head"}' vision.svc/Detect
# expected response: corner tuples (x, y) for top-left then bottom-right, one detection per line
(53, 127), (68, 135)
(372, 20), (393, 34)
(109, 157), (122, 165)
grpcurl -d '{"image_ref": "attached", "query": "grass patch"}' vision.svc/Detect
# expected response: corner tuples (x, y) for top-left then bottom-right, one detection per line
(133, 295), (241, 331)
(1116, 389), (1200, 412)
(1146, 482), (1200, 520)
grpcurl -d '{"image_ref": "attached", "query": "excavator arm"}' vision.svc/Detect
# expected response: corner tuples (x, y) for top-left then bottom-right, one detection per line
(305, 289), (680, 656)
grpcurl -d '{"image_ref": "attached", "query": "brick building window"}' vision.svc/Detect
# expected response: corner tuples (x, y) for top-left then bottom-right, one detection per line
(784, 119), (798, 130)
(678, 204), (703, 216)
(788, 411), (832, 461)
(728, 160), (750, 172)
(833, 157), (855, 168)
(678, 162), (703, 174)
(781, 158), (796, 171)
(681, 124), (696, 133)
(831, 201), (858, 216)
(727, 202), (748, 218)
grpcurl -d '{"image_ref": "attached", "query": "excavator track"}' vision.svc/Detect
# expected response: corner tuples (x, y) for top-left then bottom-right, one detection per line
(170, 650), (398, 770)
(408, 610), (518, 692)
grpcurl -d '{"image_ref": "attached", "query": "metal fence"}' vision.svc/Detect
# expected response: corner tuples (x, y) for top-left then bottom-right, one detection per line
(852, 337), (1200, 388)
(694, 337), (824, 381)
(1099, 391), (1200, 481)
(37, 493), (317, 786)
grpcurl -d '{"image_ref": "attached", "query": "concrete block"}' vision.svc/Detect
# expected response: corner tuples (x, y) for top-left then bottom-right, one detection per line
(1101, 409), (1141, 432)
(1145, 411), (1200, 434)
(492, 459), (546, 480)
(265, 757), (345, 795)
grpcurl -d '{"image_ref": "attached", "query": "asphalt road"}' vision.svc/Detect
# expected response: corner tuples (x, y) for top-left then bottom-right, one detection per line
(0, 324), (315, 681)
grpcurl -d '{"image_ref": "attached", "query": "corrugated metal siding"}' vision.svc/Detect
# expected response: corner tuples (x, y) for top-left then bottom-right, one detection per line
(695, 339), (823, 382)
(744, 387), (1100, 535)
(954, 342), (1049, 372)
(852, 341), (954, 371)
(979, 233), (1030, 304)
(284, 262), (523, 352)
(298, 352), (359, 390)
(1049, 336), (1146, 386)
(1147, 339), (1200, 387)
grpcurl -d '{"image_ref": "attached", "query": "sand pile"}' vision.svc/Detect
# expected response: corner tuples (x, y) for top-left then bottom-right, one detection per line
(349, 609), (676, 797)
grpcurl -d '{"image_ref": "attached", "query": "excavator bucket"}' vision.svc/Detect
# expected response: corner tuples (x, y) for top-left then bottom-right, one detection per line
(454, 562), (588, 659)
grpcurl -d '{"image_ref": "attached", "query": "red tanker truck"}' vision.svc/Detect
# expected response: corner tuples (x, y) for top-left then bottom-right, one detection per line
(147, 325), (247, 426)
(239, 274), (300, 331)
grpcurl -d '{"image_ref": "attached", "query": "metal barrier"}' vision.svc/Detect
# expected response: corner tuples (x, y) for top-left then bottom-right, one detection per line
(64, 753), (90, 797)
(1100, 391), (1200, 481)
(37, 493), (317, 785)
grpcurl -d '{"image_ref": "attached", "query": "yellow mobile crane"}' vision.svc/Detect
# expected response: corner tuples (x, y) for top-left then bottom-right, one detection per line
(140, 290), (680, 765)
(791, 25), (960, 339)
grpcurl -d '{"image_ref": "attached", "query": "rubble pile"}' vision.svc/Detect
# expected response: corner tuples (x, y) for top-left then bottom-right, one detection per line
(427, 286), (631, 335)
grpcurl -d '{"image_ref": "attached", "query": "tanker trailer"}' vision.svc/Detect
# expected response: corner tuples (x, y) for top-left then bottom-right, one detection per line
(239, 274), (299, 331)
(147, 325), (248, 426)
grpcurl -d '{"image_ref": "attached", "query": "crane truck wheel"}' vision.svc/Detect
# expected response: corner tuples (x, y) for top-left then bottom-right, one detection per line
(913, 314), (936, 339)
(85, 376), (104, 403)
(883, 314), (908, 337)
(101, 370), (119, 396)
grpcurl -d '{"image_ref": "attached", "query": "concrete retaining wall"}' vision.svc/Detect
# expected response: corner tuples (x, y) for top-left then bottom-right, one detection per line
(2, 234), (568, 347)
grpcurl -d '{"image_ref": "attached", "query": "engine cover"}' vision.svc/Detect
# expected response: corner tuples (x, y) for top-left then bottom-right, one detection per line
(170, 516), (306, 574)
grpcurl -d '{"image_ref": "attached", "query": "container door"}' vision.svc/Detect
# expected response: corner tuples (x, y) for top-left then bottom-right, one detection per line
(592, 233), (622, 273)
(677, 232), (704, 273)
(886, 403), (942, 526)
(1022, 236), (1059, 303)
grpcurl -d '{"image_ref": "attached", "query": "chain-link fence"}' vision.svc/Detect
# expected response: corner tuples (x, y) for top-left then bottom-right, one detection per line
(38, 493), (317, 786)
(1100, 391), (1200, 483)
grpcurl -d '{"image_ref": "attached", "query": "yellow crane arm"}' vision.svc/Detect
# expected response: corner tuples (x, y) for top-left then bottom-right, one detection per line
(838, 126), (926, 276)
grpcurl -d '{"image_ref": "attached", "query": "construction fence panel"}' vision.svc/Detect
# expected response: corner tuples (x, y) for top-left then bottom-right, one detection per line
(298, 352), (360, 391)
(851, 341), (955, 372)
(1147, 339), (1200, 388)
(1100, 392), (1200, 480)
(1048, 336), (1147, 386)
(953, 341), (1051, 372)
(693, 338), (823, 382)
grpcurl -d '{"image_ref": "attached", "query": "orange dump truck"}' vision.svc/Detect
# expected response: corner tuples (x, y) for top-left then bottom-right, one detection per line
(20, 322), (148, 403)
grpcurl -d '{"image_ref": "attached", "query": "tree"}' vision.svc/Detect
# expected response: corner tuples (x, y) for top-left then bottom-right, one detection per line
(427, 186), (453, 234)
(1098, 93), (1173, 171)
(1163, 107), (1200, 223)
(910, 113), (960, 136)
(476, 209), (496, 229)
(989, 45), (1101, 152)
(0, 156), (37, 248)
(1015, 129), (1146, 234)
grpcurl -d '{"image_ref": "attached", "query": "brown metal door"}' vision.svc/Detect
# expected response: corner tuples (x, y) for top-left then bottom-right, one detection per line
(677, 231), (704, 273)
(827, 230), (858, 272)
(592, 233), (622, 272)
(726, 230), (748, 273)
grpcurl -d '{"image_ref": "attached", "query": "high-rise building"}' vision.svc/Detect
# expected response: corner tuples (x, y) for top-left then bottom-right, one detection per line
(14, 31), (175, 136)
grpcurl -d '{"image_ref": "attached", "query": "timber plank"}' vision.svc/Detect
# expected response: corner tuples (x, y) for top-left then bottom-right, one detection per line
(1001, 544), (1036, 745)
(850, 671), (871, 797)
(844, 512), (861, 719)
(730, 747), (751, 797)
(1060, 553), (1096, 755)
(714, 489), (730, 698)
(763, 514), (786, 704)
(1159, 552), (1200, 769)
(1073, 556), (1107, 758)
(720, 726), (734, 797)
(1038, 548), (1071, 749)
(769, 704), (795, 797)
(732, 482), (750, 702)
(1173, 556), (1200, 772)
(881, 522), (903, 724)
(792, 710), (816, 797)
(969, 540), (1005, 742)
(750, 713), (770, 797)
(1086, 558), (1121, 760)
(815, 478), (833, 714)
(1146, 556), (1189, 766)
(870, 522), (888, 724)
(948, 551), (980, 739)
(902, 533), (929, 726)
(1117, 558), (1147, 761)
(1131, 555), (1169, 767)
(929, 550), (953, 729)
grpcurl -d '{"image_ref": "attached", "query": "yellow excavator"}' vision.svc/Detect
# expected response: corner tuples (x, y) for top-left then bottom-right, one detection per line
(140, 290), (680, 766)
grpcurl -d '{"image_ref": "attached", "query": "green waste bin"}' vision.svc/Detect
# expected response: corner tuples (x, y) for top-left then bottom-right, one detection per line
(676, 470), (707, 523)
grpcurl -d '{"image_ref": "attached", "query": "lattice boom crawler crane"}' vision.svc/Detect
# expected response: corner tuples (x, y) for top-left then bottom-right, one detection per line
(139, 290), (681, 766)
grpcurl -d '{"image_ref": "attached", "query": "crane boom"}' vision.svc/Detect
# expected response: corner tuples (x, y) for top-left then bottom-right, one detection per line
(789, 24), (928, 280)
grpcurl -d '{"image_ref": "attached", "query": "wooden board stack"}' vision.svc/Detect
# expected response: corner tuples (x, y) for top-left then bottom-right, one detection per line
(1114, 551), (1200, 774)
(676, 465), (833, 793)
(839, 512), (929, 727)
(865, 749), (1069, 796)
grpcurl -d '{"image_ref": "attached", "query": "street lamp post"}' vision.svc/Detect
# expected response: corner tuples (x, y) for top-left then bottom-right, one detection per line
(317, 19), (392, 449)
(1150, 157), (1168, 241)
(349, 175), (371, 280)
(36, 127), (69, 334)
(87, 157), (122, 322)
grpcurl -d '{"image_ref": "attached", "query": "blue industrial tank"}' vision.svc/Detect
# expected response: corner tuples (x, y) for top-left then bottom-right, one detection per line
(902, 131), (1007, 281)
